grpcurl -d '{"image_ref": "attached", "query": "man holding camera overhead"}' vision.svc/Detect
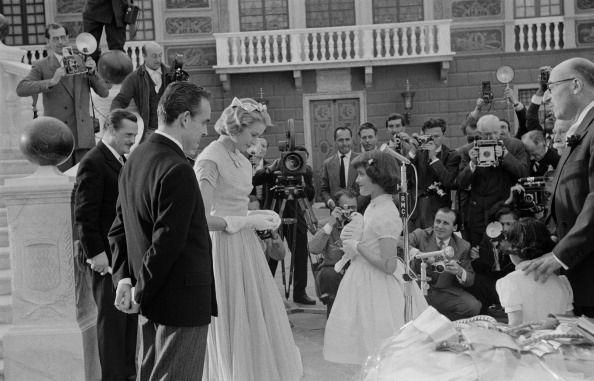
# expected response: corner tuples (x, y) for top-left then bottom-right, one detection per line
(456, 114), (529, 246)
(16, 23), (110, 171)
(407, 118), (460, 229)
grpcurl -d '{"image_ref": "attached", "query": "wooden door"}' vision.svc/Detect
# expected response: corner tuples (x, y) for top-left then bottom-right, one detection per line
(310, 98), (360, 200)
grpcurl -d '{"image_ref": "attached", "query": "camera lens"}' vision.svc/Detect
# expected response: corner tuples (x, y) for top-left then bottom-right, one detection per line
(283, 153), (303, 172)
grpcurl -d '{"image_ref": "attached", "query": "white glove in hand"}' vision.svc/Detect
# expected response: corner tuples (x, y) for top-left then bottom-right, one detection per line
(340, 212), (364, 242)
(223, 214), (280, 234)
(334, 239), (359, 273)
(248, 209), (282, 227)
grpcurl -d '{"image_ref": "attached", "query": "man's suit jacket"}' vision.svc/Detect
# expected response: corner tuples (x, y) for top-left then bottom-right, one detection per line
(74, 141), (122, 261)
(83, 0), (126, 27)
(548, 106), (594, 307)
(409, 228), (474, 289)
(16, 54), (109, 150)
(414, 144), (460, 195)
(320, 152), (358, 204)
(108, 133), (217, 326)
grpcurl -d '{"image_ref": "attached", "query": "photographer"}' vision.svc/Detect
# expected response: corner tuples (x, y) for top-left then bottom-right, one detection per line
(408, 208), (481, 320)
(253, 146), (317, 305)
(467, 206), (518, 315)
(385, 113), (405, 146)
(456, 114), (529, 246)
(111, 41), (171, 142)
(308, 189), (359, 316)
(408, 118), (461, 229)
(521, 130), (559, 176)
(517, 66), (554, 138)
(16, 23), (110, 171)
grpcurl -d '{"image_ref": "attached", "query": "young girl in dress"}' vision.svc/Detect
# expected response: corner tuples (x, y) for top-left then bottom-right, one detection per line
(496, 218), (573, 325)
(324, 150), (427, 365)
(195, 97), (302, 380)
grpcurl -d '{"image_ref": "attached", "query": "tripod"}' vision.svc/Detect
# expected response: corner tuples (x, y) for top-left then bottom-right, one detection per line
(269, 175), (318, 299)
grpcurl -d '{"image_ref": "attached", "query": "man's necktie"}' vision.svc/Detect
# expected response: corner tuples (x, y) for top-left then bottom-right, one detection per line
(438, 240), (445, 250)
(339, 154), (346, 189)
(120, 155), (127, 166)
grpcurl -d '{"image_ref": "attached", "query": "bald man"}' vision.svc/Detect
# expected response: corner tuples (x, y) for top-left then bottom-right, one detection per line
(456, 114), (529, 245)
(111, 42), (171, 141)
(521, 58), (594, 317)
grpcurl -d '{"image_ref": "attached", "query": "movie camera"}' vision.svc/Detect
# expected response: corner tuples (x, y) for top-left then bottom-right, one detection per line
(166, 54), (190, 82)
(277, 119), (308, 177)
(62, 32), (97, 76)
(512, 176), (549, 214)
(474, 139), (504, 167)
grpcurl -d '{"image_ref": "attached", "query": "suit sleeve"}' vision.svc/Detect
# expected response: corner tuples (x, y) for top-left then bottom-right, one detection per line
(16, 62), (53, 97)
(110, 73), (135, 110)
(458, 243), (475, 287)
(108, 196), (131, 285)
(473, 235), (493, 274)
(308, 227), (331, 255)
(524, 102), (544, 135)
(502, 141), (529, 179)
(456, 150), (474, 190)
(136, 163), (198, 305)
(515, 105), (527, 138)
(320, 162), (332, 205)
(74, 158), (106, 260)
(88, 72), (110, 98)
(555, 137), (594, 268)
(430, 149), (461, 189)
(304, 165), (316, 201)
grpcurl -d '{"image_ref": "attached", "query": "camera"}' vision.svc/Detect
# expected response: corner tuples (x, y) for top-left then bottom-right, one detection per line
(539, 67), (551, 85)
(474, 139), (504, 167)
(512, 177), (548, 214)
(481, 81), (494, 103)
(278, 119), (307, 177)
(430, 260), (448, 273)
(335, 206), (355, 229)
(166, 54), (190, 82)
(415, 134), (434, 147)
(62, 47), (87, 75)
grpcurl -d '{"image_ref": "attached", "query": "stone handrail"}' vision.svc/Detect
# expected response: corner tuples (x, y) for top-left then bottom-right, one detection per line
(513, 16), (565, 52)
(214, 20), (454, 72)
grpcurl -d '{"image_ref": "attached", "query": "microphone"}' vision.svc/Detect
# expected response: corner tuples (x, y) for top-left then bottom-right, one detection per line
(379, 143), (411, 164)
(414, 246), (455, 260)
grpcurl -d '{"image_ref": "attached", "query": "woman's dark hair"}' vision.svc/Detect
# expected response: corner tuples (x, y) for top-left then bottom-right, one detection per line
(351, 150), (400, 194)
(503, 217), (555, 260)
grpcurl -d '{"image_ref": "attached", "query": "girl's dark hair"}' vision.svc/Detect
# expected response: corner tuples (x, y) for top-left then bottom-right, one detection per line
(503, 217), (555, 260)
(351, 150), (400, 194)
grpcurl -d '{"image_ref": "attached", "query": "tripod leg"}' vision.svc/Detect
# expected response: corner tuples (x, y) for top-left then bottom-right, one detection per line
(287, 220), (297, 300)
(297, 197), (318, 234)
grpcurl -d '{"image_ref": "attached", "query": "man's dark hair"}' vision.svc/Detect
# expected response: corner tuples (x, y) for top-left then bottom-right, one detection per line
(386, 113), (403, 128)
(45, 23), (68, 39)
(334, 126), (352, 141)
(158, 82), (211, 125)
(105, 109), (137, 131)
(332, 188), (358, 204)
(422, 118), (447, 134)
(493, 205), (519, 222)
(436, 207), (458, 227)
(358, 122), (377, 137)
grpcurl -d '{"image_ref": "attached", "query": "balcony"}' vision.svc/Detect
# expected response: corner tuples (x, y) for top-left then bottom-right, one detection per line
(214, 20), (455, 89)
(513, 16), (565, 52)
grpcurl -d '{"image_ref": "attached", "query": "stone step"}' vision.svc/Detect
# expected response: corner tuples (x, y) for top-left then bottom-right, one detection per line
(0, 324), (12, 359)
(0, 148), (26, 161)
(0, 297), (12, 325)
(0, 248), (9, 271)
(0, 173), (27, 187)
(0, 271), (11, 296)
(0, 229), (6, 249)
(0, 160), (36, 177)
(0, 209), (6, 228)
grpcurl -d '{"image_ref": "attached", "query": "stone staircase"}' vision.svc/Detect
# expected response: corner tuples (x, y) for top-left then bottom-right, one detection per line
(0, 149), (37, 380)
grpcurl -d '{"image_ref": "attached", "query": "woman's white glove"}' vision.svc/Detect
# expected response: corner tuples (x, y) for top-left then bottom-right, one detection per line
(223, 213), (281, 234)
(340, 212), (364, 242)
(334, 238), (359, 273)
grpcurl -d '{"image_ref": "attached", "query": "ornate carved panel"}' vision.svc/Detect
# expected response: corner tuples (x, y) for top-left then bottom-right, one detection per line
(451, 28), (503, 52)
(577, 22), (594, 45)
(451, 0), (502, 17)
(165, 17), (213, 35)
(57, 0), (84, 14)
(166, 0), (210, 8)
(165, 46), (217, 69)
(577, 0), (594, 11)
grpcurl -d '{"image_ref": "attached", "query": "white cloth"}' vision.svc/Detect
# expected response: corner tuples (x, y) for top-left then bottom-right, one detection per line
(195, 140), (302, 381)
(145, 65), (162, 93)
(324, 194), (427, 365)
(496, 269), (573, 322)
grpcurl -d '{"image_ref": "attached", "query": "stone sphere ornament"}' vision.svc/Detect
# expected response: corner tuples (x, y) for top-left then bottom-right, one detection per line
(20, 117), (74, 166)
(98, 50), (133, 84)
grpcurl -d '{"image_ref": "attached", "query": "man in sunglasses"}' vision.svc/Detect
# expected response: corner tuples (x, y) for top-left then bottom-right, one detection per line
(521, 58), (594, 318)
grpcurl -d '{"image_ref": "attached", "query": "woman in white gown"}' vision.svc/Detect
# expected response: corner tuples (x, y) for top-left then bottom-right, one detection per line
(324, 150), (428, 365)
(194, 97), (303, 381)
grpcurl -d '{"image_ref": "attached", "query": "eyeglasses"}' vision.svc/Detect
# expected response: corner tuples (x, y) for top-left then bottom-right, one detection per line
(547, 77), (576, 91)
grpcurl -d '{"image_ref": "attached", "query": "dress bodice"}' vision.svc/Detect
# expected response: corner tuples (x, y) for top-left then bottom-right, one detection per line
(196, 140), (253, 217)
(358, 194), (402, 259)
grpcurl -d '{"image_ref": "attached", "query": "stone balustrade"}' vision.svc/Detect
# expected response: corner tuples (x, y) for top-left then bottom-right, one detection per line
(513, 16), (566, 52)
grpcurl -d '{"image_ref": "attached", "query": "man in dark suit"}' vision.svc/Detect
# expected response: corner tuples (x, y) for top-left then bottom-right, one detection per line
(74, 109), (138, 381)
(521, 58), (594, 318)
(409, 208), (481, 320)
(108, 82), (216, 379)
(456, 114), (529, 245)
(16, 23), (110, 170)
(521, 130), (560, 176)
(83, 0), (127, 62)
(320, 126), (358, 210)
(408, 118), (461, 229)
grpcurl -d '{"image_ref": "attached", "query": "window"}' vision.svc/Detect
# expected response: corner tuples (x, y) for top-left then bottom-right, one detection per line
(373, 0), (424, 24)
(515, 0), (563, 18)
(130, 0), (155, 41)
(306, 0), (355, 28)
(239, 0), (289, 31)
(0, 0), (46, 45)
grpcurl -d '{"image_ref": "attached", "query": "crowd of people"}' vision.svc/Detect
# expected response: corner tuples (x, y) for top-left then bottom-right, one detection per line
(12, 16), (594, 380)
